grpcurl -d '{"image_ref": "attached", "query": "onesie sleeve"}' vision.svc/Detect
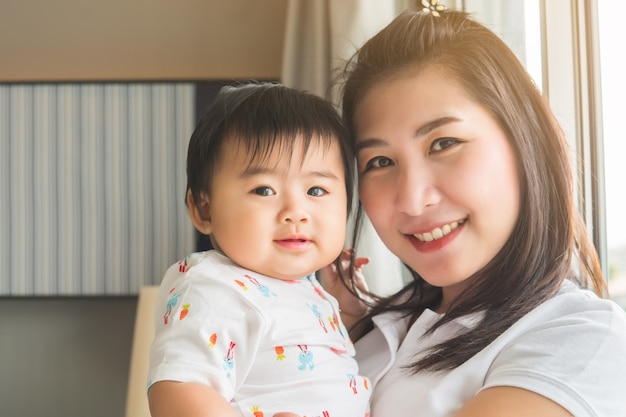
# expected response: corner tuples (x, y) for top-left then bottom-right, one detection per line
(147, 256), (266, 401)
(483, 294), (626, 417)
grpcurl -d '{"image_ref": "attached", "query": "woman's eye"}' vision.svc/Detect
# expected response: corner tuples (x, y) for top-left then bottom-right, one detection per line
(253, 186), (275, 196)
(430, 137), (460, 152)
(364, 156), (394, 171)
(307, 187), (326, 197)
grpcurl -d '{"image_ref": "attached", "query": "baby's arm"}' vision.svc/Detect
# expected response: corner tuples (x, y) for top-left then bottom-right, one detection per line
(148, 380), (238, 417)
(317, 249), (371, 329)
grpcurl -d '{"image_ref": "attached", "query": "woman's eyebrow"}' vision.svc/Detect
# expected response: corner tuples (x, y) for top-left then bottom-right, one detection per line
(355, 137), (387, 152)
(356, 116), (461, 152)
(414, 116), (460, 138)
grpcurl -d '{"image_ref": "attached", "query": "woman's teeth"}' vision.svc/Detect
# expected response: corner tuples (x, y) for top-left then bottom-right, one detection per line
(414, 220), (463, 242)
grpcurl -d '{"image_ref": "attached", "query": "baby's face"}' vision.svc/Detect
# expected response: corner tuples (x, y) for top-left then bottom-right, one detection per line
(205, 135), (348, 280)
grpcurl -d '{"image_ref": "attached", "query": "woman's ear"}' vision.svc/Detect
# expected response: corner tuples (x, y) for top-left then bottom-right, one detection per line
(186, 189), (212, 235)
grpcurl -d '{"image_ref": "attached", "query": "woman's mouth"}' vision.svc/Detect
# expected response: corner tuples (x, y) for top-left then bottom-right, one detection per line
(413, 219), (466, 242)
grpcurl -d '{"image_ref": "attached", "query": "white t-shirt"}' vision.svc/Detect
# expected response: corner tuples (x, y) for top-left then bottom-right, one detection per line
(356, 280), (626, 417)
(148, 250), (370, 417)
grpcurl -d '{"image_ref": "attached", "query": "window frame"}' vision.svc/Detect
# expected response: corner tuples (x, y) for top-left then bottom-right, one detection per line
(541, 0), (607, 276)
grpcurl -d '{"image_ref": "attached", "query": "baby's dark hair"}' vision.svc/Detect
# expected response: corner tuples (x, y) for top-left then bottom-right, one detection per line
(186, 82), (355, 214)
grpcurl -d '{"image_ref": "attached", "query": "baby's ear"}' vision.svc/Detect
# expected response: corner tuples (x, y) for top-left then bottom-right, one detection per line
(187, 190), (212, 235)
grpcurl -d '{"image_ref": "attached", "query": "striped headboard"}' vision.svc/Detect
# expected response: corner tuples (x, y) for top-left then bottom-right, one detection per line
(0, 83), (196, 296)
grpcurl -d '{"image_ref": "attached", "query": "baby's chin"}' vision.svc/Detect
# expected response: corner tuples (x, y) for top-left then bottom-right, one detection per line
(243, 263), (320, 282)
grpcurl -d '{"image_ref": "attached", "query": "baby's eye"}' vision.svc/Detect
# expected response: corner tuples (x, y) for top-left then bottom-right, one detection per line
(253, 186), (275, 196)
(307, 187), (327, 197)
(364, 156), (394, 171)
(430, 137), (460, 152)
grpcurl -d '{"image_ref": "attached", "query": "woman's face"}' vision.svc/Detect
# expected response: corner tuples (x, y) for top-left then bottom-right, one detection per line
(353, 66), (521, 306)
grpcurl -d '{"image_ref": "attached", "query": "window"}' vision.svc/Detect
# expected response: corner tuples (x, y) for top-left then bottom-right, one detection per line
(597, 1), (626, 307)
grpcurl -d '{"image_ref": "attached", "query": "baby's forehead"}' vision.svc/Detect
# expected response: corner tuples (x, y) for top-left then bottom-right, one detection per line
(224, 131), (340, 165)
(213, 133), (344, 184)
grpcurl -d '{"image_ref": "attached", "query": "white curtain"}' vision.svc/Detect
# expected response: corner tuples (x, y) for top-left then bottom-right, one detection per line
(282, 0), (413, 102)
(281, 0), (414, 295)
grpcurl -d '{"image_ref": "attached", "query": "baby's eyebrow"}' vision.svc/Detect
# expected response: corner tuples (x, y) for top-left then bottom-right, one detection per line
(240, 165), (340, 181)
(239, 165), (273, 178)
(307, 169), (341, 180)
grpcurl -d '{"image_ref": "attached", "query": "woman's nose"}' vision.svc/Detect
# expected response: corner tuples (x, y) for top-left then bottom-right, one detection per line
(394, 168), (441, 216)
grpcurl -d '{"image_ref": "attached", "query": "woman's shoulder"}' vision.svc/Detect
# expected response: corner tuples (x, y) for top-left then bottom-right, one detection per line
(485, 280), (626, 415)
(491, 279), (626, 377)
(514, 279), (626, 338)
(545, 279), (626, 319)
(485, 279), (626, 380)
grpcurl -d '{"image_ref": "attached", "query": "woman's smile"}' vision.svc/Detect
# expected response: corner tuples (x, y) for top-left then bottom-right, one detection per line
(412, 218), (466, 242)
(408, 218), (466, 254)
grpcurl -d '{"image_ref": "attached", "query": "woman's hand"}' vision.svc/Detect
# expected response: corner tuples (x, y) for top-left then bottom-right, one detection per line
(318, 248), (371, 328)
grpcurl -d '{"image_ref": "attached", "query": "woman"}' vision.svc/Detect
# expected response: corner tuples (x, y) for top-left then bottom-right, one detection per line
(331, 6), (626, 417)
(275, 6), (626, 417)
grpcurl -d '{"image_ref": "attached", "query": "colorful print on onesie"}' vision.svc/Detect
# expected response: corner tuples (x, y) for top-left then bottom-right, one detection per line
(149, 250), (370, 417)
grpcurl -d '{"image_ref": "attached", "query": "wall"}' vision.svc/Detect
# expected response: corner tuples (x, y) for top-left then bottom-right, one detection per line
(0, 298), (136, 417)
(0, 0), (288, 81)
(0, 1), (287, 416)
